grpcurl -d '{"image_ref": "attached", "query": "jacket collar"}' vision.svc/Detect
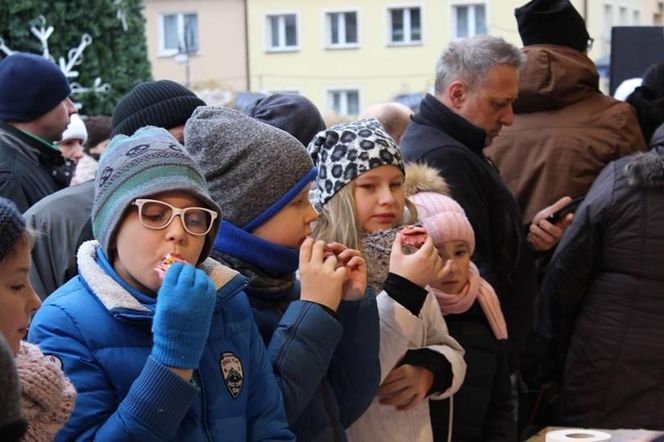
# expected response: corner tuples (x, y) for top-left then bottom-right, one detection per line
(0, 121), (67, 166)
(76, 240), (245, 318)
(415, 94), (487, 157)
(624, 149), (664, 189)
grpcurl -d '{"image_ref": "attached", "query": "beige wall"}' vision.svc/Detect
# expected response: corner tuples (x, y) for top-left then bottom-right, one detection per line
(247, 0), (662, 116)
(143, 0), (248, 91)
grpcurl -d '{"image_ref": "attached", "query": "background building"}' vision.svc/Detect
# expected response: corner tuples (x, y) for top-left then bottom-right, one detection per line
(142, 0), (663, 116)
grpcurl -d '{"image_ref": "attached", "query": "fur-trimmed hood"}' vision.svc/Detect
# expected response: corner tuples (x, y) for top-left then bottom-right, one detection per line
(624, 150), (664, 189)
(404, 162), (450, 197)
(76, 240), (241, 314)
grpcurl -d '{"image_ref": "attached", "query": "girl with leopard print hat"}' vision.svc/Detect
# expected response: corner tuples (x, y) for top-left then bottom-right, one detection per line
(308, 118), (466, 442)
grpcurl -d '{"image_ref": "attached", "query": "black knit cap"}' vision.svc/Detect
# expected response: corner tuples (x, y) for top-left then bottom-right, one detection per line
(0, 197), (26, 262)
(515, 0), (590, 52)
(111, 80), (206, 137)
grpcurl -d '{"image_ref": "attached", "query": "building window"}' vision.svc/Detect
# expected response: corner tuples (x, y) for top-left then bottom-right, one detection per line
(160, 13), (198, 55)
(388, 7), (422, 44)
(452, 4), (486, 38)
(326, 11), (358, 47)
(619, 7), (628, 25)
(603, 4), (613, 52)
(633, 10), (641, 25)
(328, 89), (360, 115)
(266, 14), (298, 51)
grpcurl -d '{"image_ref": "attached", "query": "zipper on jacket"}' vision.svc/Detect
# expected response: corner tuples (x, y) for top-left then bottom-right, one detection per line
(195, 371), (213, 441)
(319, 385), (340, 442)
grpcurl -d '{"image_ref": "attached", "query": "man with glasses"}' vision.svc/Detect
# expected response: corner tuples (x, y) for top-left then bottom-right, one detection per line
(487, 0), (646, 225)
(26, 80), (205, 299)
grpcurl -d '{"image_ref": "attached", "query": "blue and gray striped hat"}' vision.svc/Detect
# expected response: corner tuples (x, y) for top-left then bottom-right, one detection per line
(92, 126), (221, 262)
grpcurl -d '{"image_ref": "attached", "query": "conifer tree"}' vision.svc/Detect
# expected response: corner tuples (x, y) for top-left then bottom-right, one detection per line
(0, 0), (151, 115)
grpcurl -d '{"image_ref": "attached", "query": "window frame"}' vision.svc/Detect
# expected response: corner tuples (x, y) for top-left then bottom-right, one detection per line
(326, 88), (361, 116)
(324, 10), (360, 49)
(386, 4), (423, 46)
(265, 12), (300, 53)
(450, 1), (487, 39)
(158, 11), (200, 57)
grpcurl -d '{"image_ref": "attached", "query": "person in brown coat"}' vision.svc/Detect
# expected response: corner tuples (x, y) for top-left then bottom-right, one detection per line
(486, 0), (646, 224)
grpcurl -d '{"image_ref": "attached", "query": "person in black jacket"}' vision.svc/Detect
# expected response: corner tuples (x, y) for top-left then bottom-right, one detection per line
(539, 123), (664, 430)
(400, 36), (571, 359)
(0, 53), (76, 212)
(400, 35), (574, 439)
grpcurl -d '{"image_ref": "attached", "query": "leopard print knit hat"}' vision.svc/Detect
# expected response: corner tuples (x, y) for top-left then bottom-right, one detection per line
(307, 118), (404, 207)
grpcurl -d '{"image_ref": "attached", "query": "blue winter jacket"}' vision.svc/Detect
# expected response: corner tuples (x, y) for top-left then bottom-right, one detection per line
(246, 282), (381, 442)
(28, 241), (294, 441)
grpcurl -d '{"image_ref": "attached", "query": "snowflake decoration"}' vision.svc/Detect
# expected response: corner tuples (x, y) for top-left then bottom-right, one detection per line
(0, 15), (111, 110)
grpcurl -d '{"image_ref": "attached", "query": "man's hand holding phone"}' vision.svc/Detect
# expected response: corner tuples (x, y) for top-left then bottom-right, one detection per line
(529, 196), (580, 252)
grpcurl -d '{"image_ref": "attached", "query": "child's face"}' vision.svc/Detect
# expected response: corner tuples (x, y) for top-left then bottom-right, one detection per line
(57, 138), (84, 163)
(433, 240), (471, 294)
(353, 165), (406, 233)
(112, 191), (209, 294)
(0, 242), (41, 355)
(253, 183), (318, 249)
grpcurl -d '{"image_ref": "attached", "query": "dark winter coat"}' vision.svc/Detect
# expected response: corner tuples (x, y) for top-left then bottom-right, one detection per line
(400, 95), (537, 361)
(430, 303), (515, 442)
(540, 134), (664, 429)
(487, 45), (646, 223)
(25, 180), (94, 299)
(0, 122), (71, 212)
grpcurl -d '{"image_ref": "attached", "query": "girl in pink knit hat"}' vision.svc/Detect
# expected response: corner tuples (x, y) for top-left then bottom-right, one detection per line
(407, 163), (514, 441)
(0, 197), (76, 442)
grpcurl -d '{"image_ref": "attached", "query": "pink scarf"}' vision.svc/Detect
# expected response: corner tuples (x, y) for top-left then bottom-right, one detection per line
(429, 262), (508, 340)
(15, 341), (76, 442)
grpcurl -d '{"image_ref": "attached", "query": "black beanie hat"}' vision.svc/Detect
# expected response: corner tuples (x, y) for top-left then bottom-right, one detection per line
(111, 80), (206, 136)
(245, 94), (326, 146)
(515, 0), (590, 52)
(0, 52), (71, 122)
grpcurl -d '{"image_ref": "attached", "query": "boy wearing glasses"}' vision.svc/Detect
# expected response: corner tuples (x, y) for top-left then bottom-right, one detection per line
(27, 127), (294, 441)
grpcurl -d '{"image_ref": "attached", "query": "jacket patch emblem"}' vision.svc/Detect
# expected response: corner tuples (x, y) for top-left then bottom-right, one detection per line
(220, 352), (243, 399)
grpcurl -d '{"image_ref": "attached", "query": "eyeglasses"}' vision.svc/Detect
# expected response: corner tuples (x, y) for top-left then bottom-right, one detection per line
(587, 37), (594, 51)
(132, 199), (218, 236)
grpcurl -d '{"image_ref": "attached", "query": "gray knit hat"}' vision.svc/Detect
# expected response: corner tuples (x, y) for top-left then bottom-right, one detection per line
(185, 106), (316, 231)
(0, 198), (26, 262)
(92, 126), (221, 262)
(307, 118), (404, 207)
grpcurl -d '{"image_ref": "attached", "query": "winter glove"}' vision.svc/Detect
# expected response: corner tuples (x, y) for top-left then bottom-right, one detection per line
(151, 262), (216, 369)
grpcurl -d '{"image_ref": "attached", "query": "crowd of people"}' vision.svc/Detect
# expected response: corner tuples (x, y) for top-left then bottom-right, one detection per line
(1, 0), (664, 440)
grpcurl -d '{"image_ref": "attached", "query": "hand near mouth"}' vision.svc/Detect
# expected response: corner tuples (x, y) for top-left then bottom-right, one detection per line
(325, 242), (368, 301)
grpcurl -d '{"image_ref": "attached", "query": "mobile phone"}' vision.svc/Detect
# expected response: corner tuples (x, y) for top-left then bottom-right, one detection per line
(546, 197), (584, 224)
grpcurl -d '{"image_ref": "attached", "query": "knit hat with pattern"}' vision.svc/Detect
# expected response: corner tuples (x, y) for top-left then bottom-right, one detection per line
(411, 192), (476, 254)
(185, 106), (316, 231)
(307, 118), (404, 207)
(111, 80), (206, 137)
(0, 52), (71, 122)
(92, 126), (221, 262)
(0, 198), (26, 263)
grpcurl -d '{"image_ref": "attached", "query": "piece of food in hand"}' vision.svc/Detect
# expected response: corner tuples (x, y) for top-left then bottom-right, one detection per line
(154, 253), (188, 280)
(399, 226), (428, 249)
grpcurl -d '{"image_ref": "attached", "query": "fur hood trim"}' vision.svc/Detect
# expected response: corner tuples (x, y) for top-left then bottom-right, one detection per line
(77, 240), (240, 313)
(404, 163), (450, 197)
(624, 151), (664, 188)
